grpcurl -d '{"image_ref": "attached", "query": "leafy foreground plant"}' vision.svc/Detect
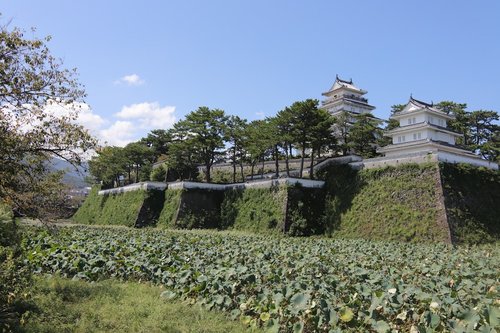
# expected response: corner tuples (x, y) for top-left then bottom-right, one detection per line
(22, 226), (499, 332)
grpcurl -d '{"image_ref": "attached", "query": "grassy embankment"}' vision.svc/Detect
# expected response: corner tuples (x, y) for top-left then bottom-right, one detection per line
(72, 187), (164, 227)
(319, 162), (500, 244)
(73, 162), (500, 243)
(320, 163), (450, 242)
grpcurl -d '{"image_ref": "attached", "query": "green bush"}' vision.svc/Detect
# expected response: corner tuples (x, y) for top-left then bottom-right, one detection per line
(286, 187), (326, 236)
(0, 202), (31, 331)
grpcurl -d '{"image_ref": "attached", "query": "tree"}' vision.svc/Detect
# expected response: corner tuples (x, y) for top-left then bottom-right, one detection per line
(275, 108), (295, 176)
(0, 24), (96, 216)
(88, 146), (127, 188)
(436, 101), (469, 146)
(436, 101), (499, 160)
(171, 107), (228, 183)
(123, 142), (154, 183)
(140, 129), (172, 162)
(226, 115), (248, 182)
(0, 23), (96, 329)
(308, 109), (336, 178)
(349, 113), (382, 158)
(244, 120), (274, 180)
(332, 111), (352, 155)
(468, 110), (500, 160)
(287, 99), (327, 178)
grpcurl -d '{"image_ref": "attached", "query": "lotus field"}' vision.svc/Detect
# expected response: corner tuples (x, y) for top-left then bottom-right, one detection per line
(22, 226), (499, 332)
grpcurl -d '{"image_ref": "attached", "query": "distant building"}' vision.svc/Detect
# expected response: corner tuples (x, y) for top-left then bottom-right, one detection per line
(320, 75), (376, 118)
(377, 96), (498, 169)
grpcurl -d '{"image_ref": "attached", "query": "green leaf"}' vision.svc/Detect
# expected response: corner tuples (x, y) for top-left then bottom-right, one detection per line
(290, 292), (309, 311)
(293, 321), (304, 333)
(260, 312), (271, 322)
(485, 305), (499, 327)
(264, 318), (280, 333)
(339, 307), (354, 323)
(160, 290), (177, 300)
(240, 315), (252, 325)
(373, 320), (391, 333)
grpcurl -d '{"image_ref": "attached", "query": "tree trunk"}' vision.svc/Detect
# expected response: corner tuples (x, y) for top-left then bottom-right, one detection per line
(309, 148), (315, 180)
(285, 146), (290, 177)
(205, 164), (211, 183)
(135, 165), (139, 183)
(239, 162), (245, 182)
(274, 145), (279, 178)
(261, 158), (265, 177)
(250, 164), (255, 180)
(299, 143), (306, 178)
(232, 146), (236, 183)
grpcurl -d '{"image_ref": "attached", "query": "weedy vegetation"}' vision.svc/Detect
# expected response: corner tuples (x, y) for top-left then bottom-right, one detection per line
(21, 225), (500, 332)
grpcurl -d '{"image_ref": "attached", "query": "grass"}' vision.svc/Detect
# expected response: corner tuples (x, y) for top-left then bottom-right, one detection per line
(21, 276), (260, 333)
(320, 163), (450, 242)
(222, 187), (287, 233)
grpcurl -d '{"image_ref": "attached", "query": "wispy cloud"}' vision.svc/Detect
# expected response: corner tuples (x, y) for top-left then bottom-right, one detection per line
(115, 102), (176, 129)
(47, 101), (177, 147)
(114, 74), (145, 86)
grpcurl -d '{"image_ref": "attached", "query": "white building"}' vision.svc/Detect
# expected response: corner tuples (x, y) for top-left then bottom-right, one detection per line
(377, 97), (498, 170)
(321, 75), (376, 118)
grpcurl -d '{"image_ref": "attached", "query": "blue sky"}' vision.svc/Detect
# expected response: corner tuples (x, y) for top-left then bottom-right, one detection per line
(4, 0), (500, 146)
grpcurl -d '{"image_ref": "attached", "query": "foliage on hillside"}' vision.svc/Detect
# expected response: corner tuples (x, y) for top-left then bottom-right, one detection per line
(172, 189), (225, 230)
(440, 163), (500, 244)
(22, 226), (500, 333)
(285, 187), (326, 236)
(73, 187), (162, 227)
(72, 186), (104, 224)
(157, 189), (183, 228)
(318, 164), (450, 242)
(221, 187), (287, 234)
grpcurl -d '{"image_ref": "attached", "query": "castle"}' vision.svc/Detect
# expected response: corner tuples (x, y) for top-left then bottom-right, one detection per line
(320, 76), (498, 170)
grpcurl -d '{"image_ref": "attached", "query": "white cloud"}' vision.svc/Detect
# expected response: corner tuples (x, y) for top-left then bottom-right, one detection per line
(114, 74), (145, 86)
(115, 102), (176, 129)
(31, 100), (177, 148)
(98, 121), (136, 147)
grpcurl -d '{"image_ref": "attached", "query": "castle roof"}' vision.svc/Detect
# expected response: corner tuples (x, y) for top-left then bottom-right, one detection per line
(392, 96), (454, 120)
(322, 75), (367, 96)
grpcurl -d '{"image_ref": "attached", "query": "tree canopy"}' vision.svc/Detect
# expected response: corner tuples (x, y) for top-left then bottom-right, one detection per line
(0, 25), (96, 216)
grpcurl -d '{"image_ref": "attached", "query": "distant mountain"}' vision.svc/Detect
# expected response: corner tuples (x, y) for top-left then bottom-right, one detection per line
(49, 158), (90, 189)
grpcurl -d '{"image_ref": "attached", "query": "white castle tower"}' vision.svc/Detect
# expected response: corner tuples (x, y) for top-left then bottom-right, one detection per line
(377, 96), (498, 169)
(320, 75), (376, 118)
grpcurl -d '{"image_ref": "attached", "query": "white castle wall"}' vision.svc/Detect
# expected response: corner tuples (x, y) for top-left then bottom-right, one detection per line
(98, 178), (325, 196)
